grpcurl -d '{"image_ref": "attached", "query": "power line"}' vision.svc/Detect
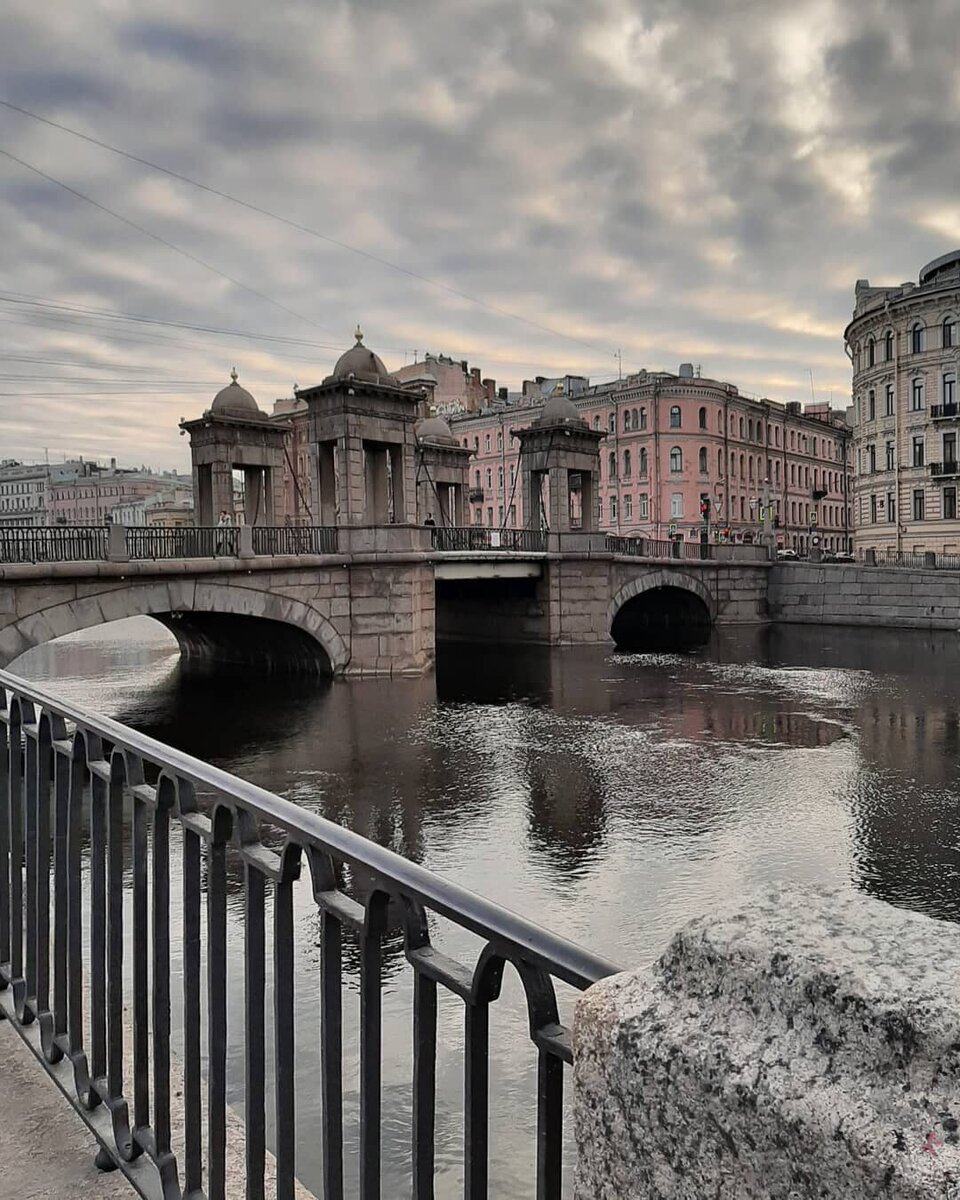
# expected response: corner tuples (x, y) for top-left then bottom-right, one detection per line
(0, 144), (331, 334)
(0, 97), (616, 358)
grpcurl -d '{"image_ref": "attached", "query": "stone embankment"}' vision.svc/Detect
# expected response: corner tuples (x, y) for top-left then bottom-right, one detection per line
(769, 562), (960, 630)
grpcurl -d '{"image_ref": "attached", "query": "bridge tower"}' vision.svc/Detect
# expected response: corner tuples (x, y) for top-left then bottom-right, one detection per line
(514, 395), (605, 532)
(296, 328), (423, 526)
(180, 370), (290, 525)
(414, 415), (472, 525)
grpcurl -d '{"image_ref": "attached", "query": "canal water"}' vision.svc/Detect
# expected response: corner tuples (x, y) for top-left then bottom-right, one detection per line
(10, 619), (960, 1197)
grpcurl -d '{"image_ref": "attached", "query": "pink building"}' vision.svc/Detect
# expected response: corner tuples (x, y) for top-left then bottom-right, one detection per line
(48, 461), (190, 526)
(451, 366), (853, 553)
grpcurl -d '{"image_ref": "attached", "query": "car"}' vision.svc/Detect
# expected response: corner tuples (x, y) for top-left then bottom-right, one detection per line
(832, 552), (854, 563)
(776, 548), (799, 560)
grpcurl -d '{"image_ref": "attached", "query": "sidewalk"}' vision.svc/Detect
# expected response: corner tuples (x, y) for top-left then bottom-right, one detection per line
(0, 1020), (132, 1200)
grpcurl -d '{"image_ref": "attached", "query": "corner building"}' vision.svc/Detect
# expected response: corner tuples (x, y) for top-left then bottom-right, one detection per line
(847, 250), (960, 556)
(450, 367), (851, 552)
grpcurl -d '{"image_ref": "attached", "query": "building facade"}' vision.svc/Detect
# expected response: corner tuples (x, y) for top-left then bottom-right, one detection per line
(0, 460), (52, 528)
(48, 460), (191, 525)
(450, 367), (852, 551)
(847, 249), (960, 557)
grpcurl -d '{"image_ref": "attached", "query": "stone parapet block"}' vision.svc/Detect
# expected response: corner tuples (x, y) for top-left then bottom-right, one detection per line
(574, 886), (960, 1199)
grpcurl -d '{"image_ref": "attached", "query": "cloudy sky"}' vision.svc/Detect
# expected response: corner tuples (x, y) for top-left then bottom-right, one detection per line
(1, 0), (956, 471)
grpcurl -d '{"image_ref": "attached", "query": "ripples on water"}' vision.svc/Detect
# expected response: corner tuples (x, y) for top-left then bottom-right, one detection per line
(12, 616), (960, 1196)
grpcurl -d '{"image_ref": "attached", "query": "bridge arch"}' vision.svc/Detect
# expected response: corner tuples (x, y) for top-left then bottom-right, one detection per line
(608, 570), (714, 651)
(1, 580), (349, 675)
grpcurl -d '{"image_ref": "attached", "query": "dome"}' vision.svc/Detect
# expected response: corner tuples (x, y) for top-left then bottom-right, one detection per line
(211, 368), (260, 415)
(538, 394), (582, 425)
(328, 325), (389, 383)
(416, 415), (457, 445)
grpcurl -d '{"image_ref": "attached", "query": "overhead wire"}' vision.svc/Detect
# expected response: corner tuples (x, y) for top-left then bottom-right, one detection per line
(0, 98), (617, 359)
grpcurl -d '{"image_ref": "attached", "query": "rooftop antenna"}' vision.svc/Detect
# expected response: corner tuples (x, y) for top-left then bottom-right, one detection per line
(616, 349), (622, 382)
(808, 368), (816, 404)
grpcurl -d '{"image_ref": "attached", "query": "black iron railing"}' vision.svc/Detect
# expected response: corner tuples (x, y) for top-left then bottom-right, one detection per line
(252, 526), (338, 556)
(0, 669), (616, 1199)
(431, 527), (547, 553)
(0, 526), (108, 564)
(931, 403), (959, 420)
(929, 461), (960, 478)
(126, 526), (229, 559)
(604, 534), (645, 556)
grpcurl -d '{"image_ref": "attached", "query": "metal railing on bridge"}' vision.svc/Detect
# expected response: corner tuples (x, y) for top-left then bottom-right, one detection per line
(605, 534), (713, 560)
(860, 547), (960, 571)
(431, 526), (547, 553)
(251, 525), (338, 556)
(126, 525), (230, 559)
(0, 526), (108, 564)
(0, 669), (616, 1199)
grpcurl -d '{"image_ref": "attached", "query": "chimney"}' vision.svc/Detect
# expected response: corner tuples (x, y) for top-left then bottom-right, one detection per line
(471, 367), (481, 383)
(110, 457), (117, 470)
(498, 386), (508, 401)
(483, 378), (495, 402)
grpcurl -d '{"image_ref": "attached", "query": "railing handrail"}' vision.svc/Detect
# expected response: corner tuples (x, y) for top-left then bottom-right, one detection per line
(0, 666), (615, 989)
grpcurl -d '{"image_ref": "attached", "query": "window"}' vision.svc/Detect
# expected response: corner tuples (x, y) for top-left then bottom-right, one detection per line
(730, 452), (737, 477)
(669, 405), (681, 428)
(610, 496), (618, 522)
(608, 451), (616, 479)
(870, 494), (877, 523)
(886, 441), (895, 471)
(774, 461), (780, 484)
(474, 470), (481, 488)
(718, 449), (723, 476)
(739, 418), (744, 438)
(699, 446), (708, 474)
(593, 415), (600, 430)
(623, 494), (633, 520)
(474, 508), (482, 525)
(748, 457), (754, 481)
(868, 390), (875, 421)
(497, 432), (502, 450)
(639, 447), (648, 477)
(790, 463), (796, 485)
(669, 446), (682, 472)
(639, 407), (647, 429)
(885, 330), (894, 361)
(670, 492), (683, 518)
(608, 413), (616, 432)
(912, 323), (925, 354)
(487, 506), (494, 526)
(945, 487), (958, 520)
(486, 468), (493, 489)
(945, 374), (956, 405)
(623, 449), (631, 478)
(698, 406), (707, 430)
(484, 434), (491, 452)
(868, 339), (876, 367)
(945, 318), (956, 349)
(912, 379), (924, 411)
(868, 444), (877, 473)
(913, 490), (925, 521)
(885, 385), (895, 416)
(740, 497), (745, 520)
(498, 466), (504, 490)
(623, 409), (630, 432)
(944, 432), (957, 466)
(638, 493), (648, 519)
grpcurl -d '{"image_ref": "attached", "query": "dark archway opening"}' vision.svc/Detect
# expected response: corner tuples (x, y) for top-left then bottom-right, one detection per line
(611, 586), (711, 653)
(154, 612), (332, 675)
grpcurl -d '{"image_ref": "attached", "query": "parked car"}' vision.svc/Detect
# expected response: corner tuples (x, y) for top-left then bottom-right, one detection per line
(776, 548), (798, 560)
(832, 552), (854, 563)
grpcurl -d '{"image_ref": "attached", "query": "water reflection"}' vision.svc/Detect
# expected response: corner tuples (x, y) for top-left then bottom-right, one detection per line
(11, 616), (960, 1195)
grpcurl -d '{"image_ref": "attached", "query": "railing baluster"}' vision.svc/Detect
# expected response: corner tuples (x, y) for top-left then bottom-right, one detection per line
(152, 784), (178, 1191)
(9, 702), (25, 1014)
(107, 761), (126, 1115)
(535, 1050), (563, 1199)
(23, 710), (38, 1016)
(89, 758), (107, 1088)
(132, 780), (150, 1137)
(52, 737), (69, 1051)
(412, 970), (437, 1200)
(183, 799), (204, 1195)
(35, 719), (54, 1049)
(464, 1002), (489, 1200)
(244, 857), (267, 1200)
(66, 747), (86, 1079)
(320, 904), (344, 1200)
(207, 809), (229, 1200)
(0, 690), (10, 982)
(360, 895), (386, 1200)
(274, 848), (299, 1200)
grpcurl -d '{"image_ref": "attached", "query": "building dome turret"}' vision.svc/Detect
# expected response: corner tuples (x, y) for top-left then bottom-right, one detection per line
(537, 393), (583, 426)
(210, 368), (260, 416)
(327, 325), (390, 384)
(415, 415), (457, 446)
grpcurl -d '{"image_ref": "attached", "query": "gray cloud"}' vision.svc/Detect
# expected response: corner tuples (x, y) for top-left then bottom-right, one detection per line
(0, 0), (956, 466)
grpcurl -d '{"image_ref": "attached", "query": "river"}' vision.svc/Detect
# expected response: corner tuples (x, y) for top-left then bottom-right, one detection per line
(10, 618), (960, 1196)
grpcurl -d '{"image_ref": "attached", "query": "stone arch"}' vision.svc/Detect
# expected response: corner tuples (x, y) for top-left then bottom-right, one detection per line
(0, 579), (350, 674)
(608, 569), (717, 628)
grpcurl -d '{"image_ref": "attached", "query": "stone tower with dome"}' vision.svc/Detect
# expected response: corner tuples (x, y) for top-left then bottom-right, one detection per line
(513, 392), (606, 534)
(295, 327), (425, 526)
(180, 369), (291, 525)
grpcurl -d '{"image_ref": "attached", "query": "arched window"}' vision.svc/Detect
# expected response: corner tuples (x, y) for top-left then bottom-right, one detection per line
(623, 409), (630, 432)
(730, 451), (736, 476)
(718, 411), (723, 432)
(623, 449), (631, 478)
(698, 406), (707, 430)
(945, 317), (956, 349)
(632, 408), (639, 429)
(639, 407), (647, 429)
(669, 405), (681, 428)
(885, 330), (894, 361)
(608, 412), (616, 432)
(791, 463), (796, 485)
(698, 446), (708, 474)
(867, 390), (875, 421)
(717, 449), (723, 476)
(639, 447), (648, 476)
(740, 453), (745, 477)
(912, 323), (925, 354)
(739, 417), (744, 438)
(867, 338), (875, 367)
(669, 446), (682, 472)
(592, 415), (600, 430)
(608, 450), (617, 479)
(748, 418), (754, 440)
(944, 373), (956, 405)
(749, 457), (754, 481)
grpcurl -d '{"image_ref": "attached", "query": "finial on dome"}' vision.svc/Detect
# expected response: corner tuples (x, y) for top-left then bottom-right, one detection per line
(354, 324), (364, 344)
(230, 366), (239, 384)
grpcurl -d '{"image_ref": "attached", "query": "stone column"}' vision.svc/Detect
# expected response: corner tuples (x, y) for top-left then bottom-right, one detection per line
(211, 462), (234, 521)
(574, 886), (960, 1199)
(317, 442), (337, 525)
(243, 466), (264, 524)
(365, 444), (389, 524)
(389, 444), (406, 524)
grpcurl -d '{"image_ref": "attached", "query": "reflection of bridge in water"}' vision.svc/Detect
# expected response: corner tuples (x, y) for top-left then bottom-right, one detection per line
(0, 523), (770, 674)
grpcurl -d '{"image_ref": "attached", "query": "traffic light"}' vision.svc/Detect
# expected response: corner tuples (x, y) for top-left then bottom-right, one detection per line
(699, 495), (711, 518)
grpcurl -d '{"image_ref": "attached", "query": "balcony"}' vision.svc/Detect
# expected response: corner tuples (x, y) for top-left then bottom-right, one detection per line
(932, 402), (959, 420)
(811, 488), (827, 500)
(467, 486), (484, 503)
(929, 461), (960, 478)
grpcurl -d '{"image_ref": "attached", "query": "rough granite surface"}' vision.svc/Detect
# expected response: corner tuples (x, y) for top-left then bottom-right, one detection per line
(574, 886), (960, 1199)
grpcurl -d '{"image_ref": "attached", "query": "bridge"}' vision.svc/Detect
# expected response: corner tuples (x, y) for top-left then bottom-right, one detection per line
(0, 524), (770, 674)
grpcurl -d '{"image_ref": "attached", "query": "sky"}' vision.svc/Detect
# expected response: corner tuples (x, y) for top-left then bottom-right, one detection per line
(1, 0), (958, 472)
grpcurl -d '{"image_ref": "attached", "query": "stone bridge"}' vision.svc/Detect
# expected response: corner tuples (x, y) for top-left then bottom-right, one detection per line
(0, 527), (770, 676)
